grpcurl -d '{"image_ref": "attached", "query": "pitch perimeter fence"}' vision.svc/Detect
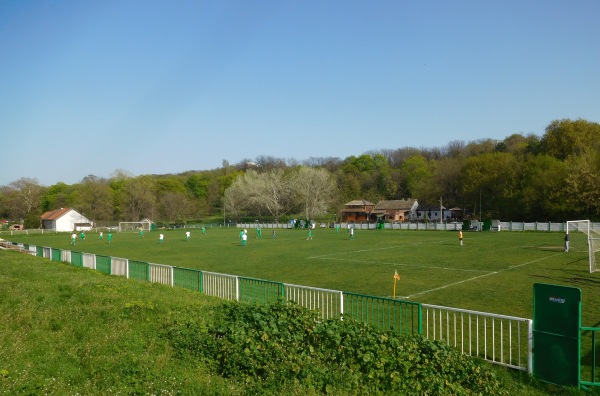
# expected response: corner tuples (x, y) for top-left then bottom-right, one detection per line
(2, 240), (532, 373)
(5, 221), (600, 236)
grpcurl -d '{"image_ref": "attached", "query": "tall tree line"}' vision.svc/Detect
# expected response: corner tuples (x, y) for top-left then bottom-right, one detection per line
(1, 119), (599, 228)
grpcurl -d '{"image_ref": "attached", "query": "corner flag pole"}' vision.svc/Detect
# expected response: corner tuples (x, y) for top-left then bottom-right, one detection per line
(393, 270), (400, 298)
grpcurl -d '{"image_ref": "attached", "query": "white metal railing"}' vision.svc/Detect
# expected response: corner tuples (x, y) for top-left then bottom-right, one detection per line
(149, 263), (173, 286)
(111, 257), (128, 276)
(284, 283), (343, 321)
(422, 303), (532, 373)
(202, 271), (237, 300)
(83, 253), (95, 269)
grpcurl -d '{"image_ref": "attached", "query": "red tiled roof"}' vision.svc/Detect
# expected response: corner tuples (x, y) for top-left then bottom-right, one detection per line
(344, 199), (375, 206)
(40, 208), (72, 221)
(374, 199), (416, 211)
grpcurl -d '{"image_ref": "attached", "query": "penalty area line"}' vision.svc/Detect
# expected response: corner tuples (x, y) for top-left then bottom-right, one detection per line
(319, 257), (491, 273)
(404, 254), (555, 299)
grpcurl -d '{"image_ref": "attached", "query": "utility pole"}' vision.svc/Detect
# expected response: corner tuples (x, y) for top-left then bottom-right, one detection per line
(479, 190), (482, 231)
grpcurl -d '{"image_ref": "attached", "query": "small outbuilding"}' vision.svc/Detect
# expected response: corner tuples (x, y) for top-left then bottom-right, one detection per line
(41, 208), (93, 232)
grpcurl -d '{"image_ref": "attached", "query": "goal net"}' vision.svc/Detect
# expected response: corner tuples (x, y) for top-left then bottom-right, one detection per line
(566, 220), (600, 273)
(118, 221), (152, 233)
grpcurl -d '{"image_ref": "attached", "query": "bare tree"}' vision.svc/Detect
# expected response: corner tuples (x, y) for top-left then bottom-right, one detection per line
(79, 175), (112, 222)
(159, 191), (192, 224)
(290, 167), (337, 220)
(6, 178), (44, 219)
(255, 169), (292, 222)
(123, 176), (156, 221)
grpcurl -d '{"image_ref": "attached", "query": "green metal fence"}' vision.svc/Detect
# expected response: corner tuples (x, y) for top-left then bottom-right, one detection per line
(580, 327), (600, 390)
(343, 292), (422, 335)
(71, 251), (84, 267)
(173, 266), (202, 292)
(129, 260), (149, 281)
(51, 248), (62, 262)
(95, 255), (111, 275)
(239, 277), (285, 305)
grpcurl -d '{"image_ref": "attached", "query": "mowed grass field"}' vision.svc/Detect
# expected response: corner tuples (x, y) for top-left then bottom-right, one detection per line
(4, 227), (599, 324)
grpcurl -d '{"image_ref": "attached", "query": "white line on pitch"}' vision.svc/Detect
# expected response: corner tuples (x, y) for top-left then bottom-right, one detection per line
(317, 257), (491, 273)
(308, 240), (448, 259)
(405, 255), (555, 298)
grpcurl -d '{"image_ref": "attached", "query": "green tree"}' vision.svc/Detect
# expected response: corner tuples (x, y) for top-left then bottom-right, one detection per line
(185, 174), (210, 199)
(520, 155), (568, 221)
(460, 153), (521, 219)
(540, 118), (600, 160)
(41, 182), (77, 212)
(400, 155), (433, 199)
(564, 148), (600, 219)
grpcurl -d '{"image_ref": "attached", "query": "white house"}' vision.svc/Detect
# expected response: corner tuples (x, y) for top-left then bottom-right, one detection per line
(40, 208), (93, 232)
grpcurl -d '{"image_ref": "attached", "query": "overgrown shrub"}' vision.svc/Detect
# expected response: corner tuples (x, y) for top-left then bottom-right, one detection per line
(164, 300), (508, 395)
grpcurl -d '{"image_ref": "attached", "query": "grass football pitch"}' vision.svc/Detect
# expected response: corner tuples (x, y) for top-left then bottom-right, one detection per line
(4, 227), (599, 324)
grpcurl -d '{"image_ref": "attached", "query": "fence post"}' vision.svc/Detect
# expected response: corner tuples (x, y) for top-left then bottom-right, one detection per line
(528, 319), (533, 374)
(236, 276), (240, 301)
(339, 291), (344, 319)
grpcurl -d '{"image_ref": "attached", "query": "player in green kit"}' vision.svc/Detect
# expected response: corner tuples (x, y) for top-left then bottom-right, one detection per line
(107, 232), (112, 244)
(138, 228), (144, 238)
(256, 226), (262, 239)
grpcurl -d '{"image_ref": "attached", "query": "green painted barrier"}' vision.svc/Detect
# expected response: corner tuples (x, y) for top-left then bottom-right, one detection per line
(95, 255), (111, 275)
(239, 277), (284, 305)
(343, 292), (422, 336)
(51, 248), (62, 262)
(580, 327), (600, 389)
(71, 251), (83, 267)
(36, 246), (43, 257)
(129, 260), (149, 281)
(533, 283), (581, 387)
(173, 267), (202, 292)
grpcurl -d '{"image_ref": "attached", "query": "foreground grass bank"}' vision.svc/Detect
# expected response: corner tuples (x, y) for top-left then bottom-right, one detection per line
(0, 249), (595, 395)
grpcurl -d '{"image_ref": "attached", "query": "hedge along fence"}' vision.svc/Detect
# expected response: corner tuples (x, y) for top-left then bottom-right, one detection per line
(1, 240), (531, 372)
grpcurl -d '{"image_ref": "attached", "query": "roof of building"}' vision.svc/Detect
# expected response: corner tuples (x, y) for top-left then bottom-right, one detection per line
(344, 199), (375, 206)
(374, 199), (417, 211)
(40, 208), (74, 221)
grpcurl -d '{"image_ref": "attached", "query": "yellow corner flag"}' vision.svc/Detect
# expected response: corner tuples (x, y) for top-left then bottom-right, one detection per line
(393, 270), (400, 298)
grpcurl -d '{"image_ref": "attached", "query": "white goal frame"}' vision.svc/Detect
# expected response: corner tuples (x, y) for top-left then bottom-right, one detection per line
(566, 220), (600, 273)
(118, 221), (152, 233)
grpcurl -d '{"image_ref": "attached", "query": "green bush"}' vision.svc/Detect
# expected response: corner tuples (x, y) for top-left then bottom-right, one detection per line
(164, 300), (508, 395)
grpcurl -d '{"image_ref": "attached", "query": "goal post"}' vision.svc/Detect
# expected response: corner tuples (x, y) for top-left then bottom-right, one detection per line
(118, 221), (152, 233)
(566, 220), (600, 273)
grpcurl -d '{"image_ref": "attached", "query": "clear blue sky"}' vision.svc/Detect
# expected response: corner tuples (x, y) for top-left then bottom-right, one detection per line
(1, 0), (599, 186)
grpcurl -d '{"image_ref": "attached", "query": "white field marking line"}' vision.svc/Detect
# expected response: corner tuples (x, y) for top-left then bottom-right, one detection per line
(321, 257), (491, 273)
(307, 239), (448, 259)
(404, 255), (554, 299)
(309, 242), (532, 272)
